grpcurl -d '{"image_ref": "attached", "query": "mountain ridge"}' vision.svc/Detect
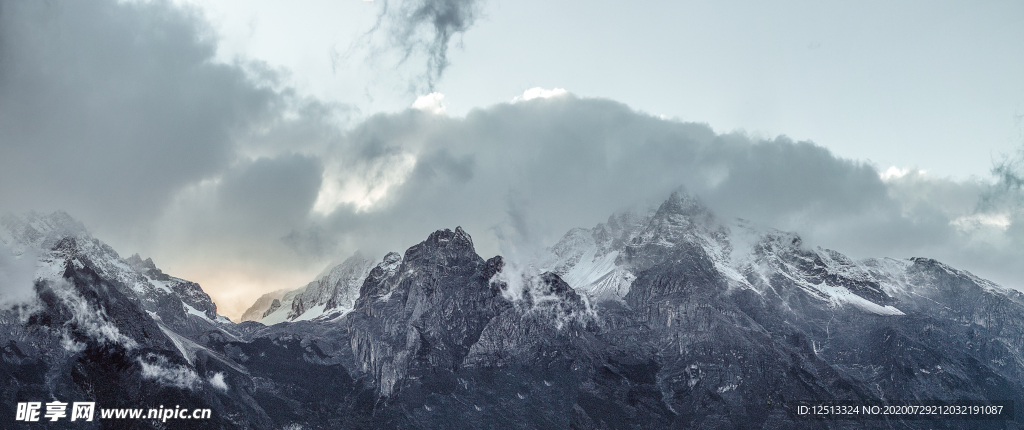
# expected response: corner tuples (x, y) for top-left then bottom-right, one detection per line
(3, 193), (1023, 428)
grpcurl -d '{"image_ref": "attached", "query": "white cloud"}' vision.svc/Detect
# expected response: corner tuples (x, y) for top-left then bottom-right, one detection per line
(53, 279), (139, 349)
(952, 212), (1012, 231)
(511, 87), (569, 103)
(138, 353), (201, 390)
(208, 372), (229, 391)
(411, 92), (447, 115)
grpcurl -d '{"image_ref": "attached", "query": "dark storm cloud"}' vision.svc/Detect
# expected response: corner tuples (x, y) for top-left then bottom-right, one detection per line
(218, 154), (323, 229)
(0, 0), (343, 248)
(0, 0), (283, 226)
(355, 0), (484, 92)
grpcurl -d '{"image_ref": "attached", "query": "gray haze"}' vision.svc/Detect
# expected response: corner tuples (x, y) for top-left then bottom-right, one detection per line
(0, 241), (37, 307)
(0, 0), (1020, 317)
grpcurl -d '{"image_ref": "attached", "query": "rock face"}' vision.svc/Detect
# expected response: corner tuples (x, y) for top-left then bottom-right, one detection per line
(4, 198), (1024, 429)
(346, 227), (510, 396)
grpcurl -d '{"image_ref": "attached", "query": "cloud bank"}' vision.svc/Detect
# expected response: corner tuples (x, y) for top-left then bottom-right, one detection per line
(300, 94), (1023, 293)
(0, 0), (1019, 317)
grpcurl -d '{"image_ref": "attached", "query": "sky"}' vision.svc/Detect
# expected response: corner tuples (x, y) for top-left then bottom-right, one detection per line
(0, 0), (1022, 319)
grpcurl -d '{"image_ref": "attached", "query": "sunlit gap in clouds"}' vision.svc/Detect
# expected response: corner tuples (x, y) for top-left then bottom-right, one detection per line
(312, 88), (570, 216)
(313, 153), (418, 215)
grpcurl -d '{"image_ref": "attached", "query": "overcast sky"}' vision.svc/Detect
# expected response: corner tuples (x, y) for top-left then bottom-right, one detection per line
(1, 0), (1022, 318)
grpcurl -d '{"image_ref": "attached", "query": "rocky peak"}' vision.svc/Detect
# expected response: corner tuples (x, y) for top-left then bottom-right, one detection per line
(240, 290), (287, 322)
(403, 227), (479, 269)
(645, 191), (717, 236)
(425, 226), (475, 251)
(357, 252), (404, 301)
(381, 251), (402, 266)
(346, 227), (510, 396)
(126, 253), (171, 281)
(126, 253), (155, 270)
(262, 299), (282, 318)
(522, 272), (592, 322)
(656, 190), (705, 216)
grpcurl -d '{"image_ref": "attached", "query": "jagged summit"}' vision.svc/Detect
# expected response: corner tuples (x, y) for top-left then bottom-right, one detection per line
(402, 226), (479, 269)
(423, 226), (476, 252)
(126, 253), (172, 281)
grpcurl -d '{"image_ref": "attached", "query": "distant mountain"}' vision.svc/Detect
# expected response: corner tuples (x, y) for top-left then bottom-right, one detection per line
(3, 194), (1023, 429)
(239, 289), (287, 322)
(254, 252), (375, 325)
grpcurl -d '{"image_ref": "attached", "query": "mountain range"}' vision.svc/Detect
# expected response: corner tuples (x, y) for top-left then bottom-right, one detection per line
(1, 192), (1021, 429)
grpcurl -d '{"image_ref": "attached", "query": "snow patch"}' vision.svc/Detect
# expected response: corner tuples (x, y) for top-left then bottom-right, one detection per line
(292, 304), (326, 321)
(807, 280), (905, 316)
(182, 302), (212, 322)
(559, 247), (632, 301)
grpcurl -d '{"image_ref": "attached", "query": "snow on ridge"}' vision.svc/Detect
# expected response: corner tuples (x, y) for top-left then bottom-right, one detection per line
(183, 302), (213, 322)
(808, 280), (905, 316)
(292, 304), (327, 321)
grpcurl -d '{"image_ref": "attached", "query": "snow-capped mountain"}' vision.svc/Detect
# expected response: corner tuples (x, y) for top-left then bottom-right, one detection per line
(0, 211), (271, 429)
(540, 191), (912, 316)
(4, 194), (1024, 429)
(239, 288), (287, 322)
(0, 212), (230, 335)
(254, 252), (376, 325)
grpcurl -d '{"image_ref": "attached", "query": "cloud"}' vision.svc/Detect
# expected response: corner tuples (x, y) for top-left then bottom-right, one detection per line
(301, 92), (1024, 293)
(0, 0), (281, 227)
(981, 146), (1024, 211)
(208, 372), (229, 391)
(1, 0), (1020, 318)
(217, 154), (324, 230)
(411, 92), (447, 114)
(138, 353), (200, 390)
(52, 279), (139, 349)
(511, 88), (569, 103)
(351, 0), (485, 92)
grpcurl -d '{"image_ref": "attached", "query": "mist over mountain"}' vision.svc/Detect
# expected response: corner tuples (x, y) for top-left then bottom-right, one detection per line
(1, 0), (1021, 319)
